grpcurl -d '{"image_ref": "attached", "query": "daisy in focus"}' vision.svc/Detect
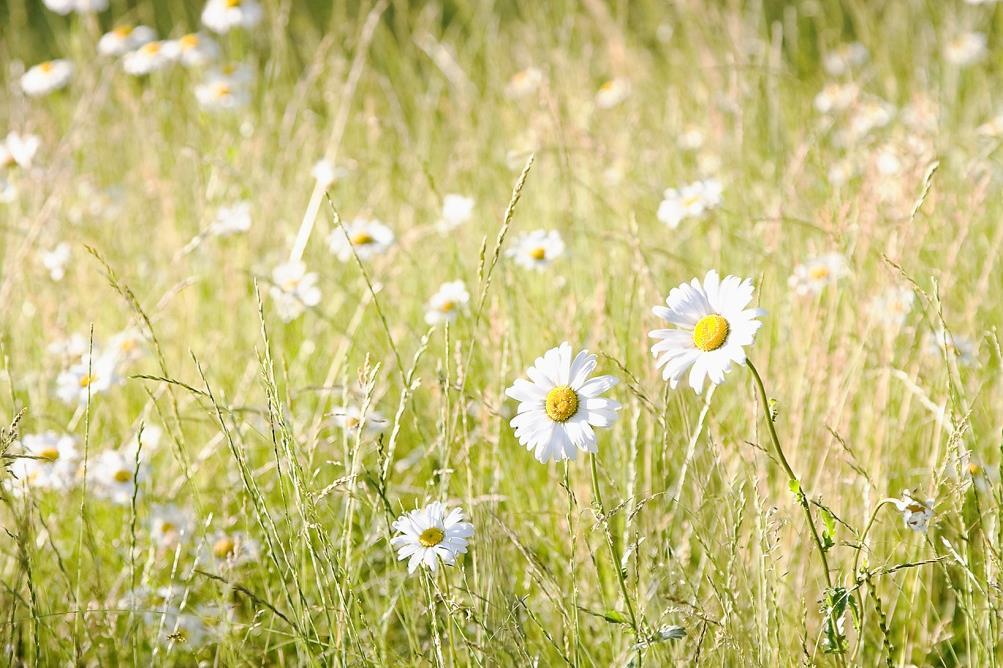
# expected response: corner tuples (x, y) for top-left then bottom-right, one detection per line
(209, 201), (252, 236)
(649, 271), (765, 394)
(166, 33), (220, 67)
(893, 492), (934, 533)
(506, 229), (565, 270)
(21, 60), (74, 97)
(788, 253), (849, 296)
(391, 502), (474, 574)
(657, 179), (723, 229)
(436, 193), (475, 233)
(330, 405), (390, 435)
(424, 280), (470, 325)
(595, 78), (630, 109)
(123, 41), (174, 76)
(98, 25), (157, 57)
(202, 0), (264, 34)
(505, 342), (621, 463)
(269, 260), (321, 323)
(7, 432), (79, 493)
(327, 218), (395, 262)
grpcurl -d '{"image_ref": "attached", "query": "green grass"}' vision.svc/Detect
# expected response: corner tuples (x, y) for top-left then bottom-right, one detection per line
(1, 0), (1003, 665)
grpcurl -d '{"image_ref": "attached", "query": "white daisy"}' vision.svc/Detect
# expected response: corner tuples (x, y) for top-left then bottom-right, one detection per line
(944, 32), (987, 66)
(0, 132), (41, 170)
(43, 0), (107, 14)
(649, 271), (765, 394)
(165, 33), (220, 67)
(123, 41), (174, 75)
(893, 492), (934, 532)
(505, 66), (544, 99)
(201, 0), (264, 34)
(107, 328), (147, 367)
(436, 193), (475, 233)
(47, 333), (91, 362)
(20, 60), (74, 97)
(39, 242), (71, 281)
(330, 405), (389, 435)
(327, 217), (395, 262)
(424, 280), (470, 325)
(867, 287), (914, 329)
(924, 329), (977, 367)
(98, 25), (157, 56)
(7, 432), (79, 493)
(788, 253), (849, 296)
(149, 504), (196, 550)
(269, 260), (321, 322)
(91, 448), (144, 504)
(204, 530), (260, 567)
(390, 502), (474, 574)
(823, 42), (869, 76)
(55, 352), (120, 405)
(194, 66), (253, 111)
(312, 158), (348, 190)
(657, 179), (723, 229)
(506, 229), (565, 270)
(504, 342), (621, 462)
(209, 201), (251, 236)
(595, 78), (630, 109)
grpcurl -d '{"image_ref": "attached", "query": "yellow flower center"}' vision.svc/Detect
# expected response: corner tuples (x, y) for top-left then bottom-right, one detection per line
(79, 373), (96, 388)
(439, 300), (456, 313)
(213, 536), (237, 559)
(345, 416), (361, 429)
(418, 527), (445, 547)
(692, 314), (730, 352)
(113, 26), (133, 37)
(545, 385), (579, 422)
(969, 462), (982, 476)
(682, 193), (702, 208)
(809, 265), (831, 281)
(39, 447), (60, 462)
(39, 61), (55, 73)
(226, 0), (242, 6)
(529, 247), (547, 261)
(142, 42), (161, 55)
(599, 80), (616, 93)
(161, 521), (177, 534)
(351, 232), (375, 246)
(213, 82), (232, 98)
(114, 469), (132, 483)
(180, 34), (200, 48)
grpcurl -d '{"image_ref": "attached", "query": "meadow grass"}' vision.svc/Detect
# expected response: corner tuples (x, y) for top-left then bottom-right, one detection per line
(1, 0), (1002, 665)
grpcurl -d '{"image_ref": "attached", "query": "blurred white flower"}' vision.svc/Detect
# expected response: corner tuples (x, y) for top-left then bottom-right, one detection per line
(944, 32), (987, 66)
(893, 492), (934, 532)
(436, 193), (475, 233)
(7, 432), (79, 493)
(327, 218), (395, 261)
(424, 280), (470, 325)
(391, 502), (474, 574)
(924, 329), (977, 367)
(123, 41), (174, 75)
(506, 229), (565, 270)
(312, 159), (348, 190)
(21, 60), (74, 97)
(166, 33), (220, 67)
(56, 352), (120, 405)
(150, 504), (196, 550)
(269, 260), (321, 322)
(98, 25), (157, 56)
(788, 253), (849, 296)
(209, 201), (252, 236)
(657, 179), (723, 229)
(823, 42), (868, 76)
(39, 242), (71, 281)
(91, 448), (144, 504)
(0, 132), (40, 170)
(867, 287), (914, 329)
(595, 78), (630, 109)
(505, 67), (544, 99)
(195, 66), (254, 110)
(813, 81), (859, 114)
(203, 530), (260, 567)
(43, 0), (107, 14)
(108, 328), (148, 366)
(330, 405), (389, 434)
(678, 126), (705, 151)
(158, 610), (210, 650)
(201, 0), (263, 34)
(47, 333), (91, 362)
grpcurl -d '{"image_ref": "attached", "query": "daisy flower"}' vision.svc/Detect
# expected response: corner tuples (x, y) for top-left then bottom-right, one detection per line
(944, 32), (987, 66)
(330, 405), (389, 435)
(209, 201), (251, 236)
(55, 352), (120, 405)
(436, 193), (475, 233)
(649, 271), (765, 394)
(595, 78), (630, 109)
(957, 449), (994, 493)
(924, 329), (977, 367)
(505, 66), (544, 99)
(47, 333), (91, 362)
(823, 42), (869, 76)
(788, 253), (849, 296)
(893, 492), (934, 533)
(165, 33), (220, 67)
(194, 67), (253, 111)
(150, 504), (196, 550)
(108, 328), (147, 366)
(0, 132), (41, 170)
(201, 0), (264, 34)
(506, 229), (565, 270)
(7, 432), (79, 493)
(39, 242), (71, 281)
(866, 287), (914, 329)
(312, 158), (348, 190)
(21, 60), (74, 97)
(504, 342), (621, 462)
(204, 530), (260, 567)
(43, 0), (107, 14)
(424, 280), (470, 325)
(269, 260), (321, 322)
(123, 41), (174, 75)
(327, 217), (395, 262)
(98, 25), (157, 56)
(391, 502), (474, 574)
(657, 179), (723, 229)
(91, 448), (144, 504)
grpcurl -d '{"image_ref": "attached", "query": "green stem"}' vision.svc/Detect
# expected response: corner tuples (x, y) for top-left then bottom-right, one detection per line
(849, 498), (896, 662)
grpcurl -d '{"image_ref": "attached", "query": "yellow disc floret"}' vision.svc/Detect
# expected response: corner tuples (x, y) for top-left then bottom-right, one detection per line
(545, 386), (579, 422)
(693, 314), (730, 352)
(419, 527), (445, 547)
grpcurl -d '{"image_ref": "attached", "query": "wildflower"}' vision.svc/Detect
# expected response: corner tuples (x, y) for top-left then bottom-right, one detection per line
(823, 42), (868, 76)
(209, 201), (251, 236)
(47, 333), (91, 362)
(39, 242), (71, 281)
(944, 32), (987, 66)
(55, 352), (120, 405)
(958, 450), (993, 493)
(0, 132), (41, 170)
(98, 25), (157, 56)
(657, 179), (723, 229)
(150, 504), (195, 550)
(204, 530), (260, 567)
(201, 0), (264, 34)
(21, 60), (74, 97)
(424, 280), (470, 325)
(43, 0), (108, 14)
(813, 81), (859, 114)
(312, 159), (348, 190)
(327, 218), (395, 262)
(788, 253), (849, 296)
(158, 611), (209, 650)
(330, 405), (389, 435)
(194, 66), (253, 110)
(649, 270), (765, 393)
(506, 229), (565, 270)
(165, 33), (220, 67)
(436, 193), (475, 233)
(595, 78), (630, 109)
(91, 448), (144, 504)
(107, 328), (147, 366)
(893, 492), (934, 532)
(505, 342), (621, 462)
(505, 66), (544, 99)
(7, 432), (79, 493)
(269, 260), (321, 322)
(391, 502), (474, 574)
(924, 329), (977, 367)
(123, 41), (174, 75)
(867, 287), (914, 329)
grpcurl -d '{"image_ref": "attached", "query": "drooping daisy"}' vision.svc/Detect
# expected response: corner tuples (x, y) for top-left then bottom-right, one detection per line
(203, 530), (260, 567)
(0, 132), (41, 170)
(55, 352), (120, 405)
(788, 253), (849, 296)
(201, 0), (263, 34)
(311, 158), (348, 190)
(269, 260), (321, 322)
(20, 60), (74, 97)
(123, 41), (173, 75)
(98, 25), (157, 56)
(329, 405), (389, 435)
(924, 329), (977, 367)
(944, 31), (987, 66)
(209, 201), (251, 236)
(506, 229), (566, 270)
(43, 0), (108, 14)
(866, 287), (914, 329)
(436, 193), (475, 233)
(91, 448), (144, 504)
(657, 179), (723, 229)
(505, 66), (544, 99)
(39, 242), (71, 281)
(813, 81), (859, 114)
(424, 280), (470, 325)
(595, 78), (630, 109)
(649, 271), (765, 394)
(391, 502), (474, 574)
(165, 33), (220, 67)
(893, 492), (934, 533)
(505, 342), (621, 462)
(327, 217), (395, 262)
(823, 42), (869, 76)
(150, 504), (196, 550)
(7, 432), (79, 493)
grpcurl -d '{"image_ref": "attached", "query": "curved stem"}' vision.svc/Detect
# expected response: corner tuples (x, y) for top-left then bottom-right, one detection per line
(850, 498), (897, 661)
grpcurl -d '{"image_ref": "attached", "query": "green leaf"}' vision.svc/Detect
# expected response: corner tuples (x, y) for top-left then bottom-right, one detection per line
(821, 508), (837, 551)
(603, 609), (630, 625)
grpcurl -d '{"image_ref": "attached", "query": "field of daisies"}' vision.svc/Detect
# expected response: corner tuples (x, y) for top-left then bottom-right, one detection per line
(2, 0), (1003, 665)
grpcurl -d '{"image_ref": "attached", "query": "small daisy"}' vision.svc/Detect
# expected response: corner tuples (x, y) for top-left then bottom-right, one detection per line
(657, 179), (723, 229)
(201, 0), (264, 34)
(823, 42), (869, 76)
(424, 280), (470, 325)
(43, 0), (108, 14)
(98, 25), (157, 56)
(209, 201), (251, 236)
(944, 32), (987, 66)
(0, 132), (41, 170)
(8, 432), (79, 493)
(867, 287), (914, 329)
(649, 271), (765, 394)
(55, 352), (120, 405)
(311, 158), (348, 190)
(327, 218), (395, 262)
(788, 253), (849, 296)
(390, 502), (474, 574)
(958, 450), (994, 493)
(91, 448), (144, 504)
(893, 492), (934, 533)
(506, 229), (565, 271)
(505, 66), (544, 99)
(21, 60), (74, 97)
(924, 329), (977, 367)
(108, 328), (147, 367)
(595, 78), (630, 109)
(39, 242), (71, 281)
(505, 342), (621, 462)
(123, 41), (173, 75)
(194, 67), (252, 111)
(269, 260), (321, 322)
(204, 530), (260, 567)
(150, 504), (196, 550)
(436, 193), (475, 233)
(813, 81), (859, 114)
(165, 33), (220, 67)
(330, 405), (389, 435)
